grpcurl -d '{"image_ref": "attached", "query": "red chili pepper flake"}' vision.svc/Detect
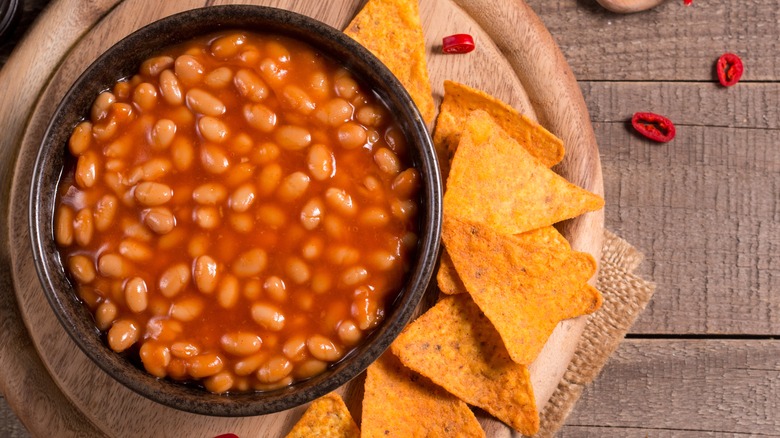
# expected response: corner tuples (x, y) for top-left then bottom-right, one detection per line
(631, 112), (676, 143)
(213, 434), (239, 438)
(716, 53), (744, 87)
(442, 34), (475, 54)
(684, 0), (692, 5)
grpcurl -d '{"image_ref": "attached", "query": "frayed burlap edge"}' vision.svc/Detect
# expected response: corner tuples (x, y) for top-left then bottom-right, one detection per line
(533, 230), (656, 437)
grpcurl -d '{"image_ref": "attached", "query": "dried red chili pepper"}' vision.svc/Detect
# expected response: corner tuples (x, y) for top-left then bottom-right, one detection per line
(684, 0), (692, 5)
(442, 34), (475, 54)
(631, 112), (676, 143)
(213, 434), (239, 438)
(716, 53), (743, 87)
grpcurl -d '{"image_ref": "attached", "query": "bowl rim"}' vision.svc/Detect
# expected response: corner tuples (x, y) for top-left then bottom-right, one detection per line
(29, 4), (441, 416)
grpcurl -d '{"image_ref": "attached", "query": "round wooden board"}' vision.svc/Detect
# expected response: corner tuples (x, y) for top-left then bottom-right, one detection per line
(0, 0), (604, 436)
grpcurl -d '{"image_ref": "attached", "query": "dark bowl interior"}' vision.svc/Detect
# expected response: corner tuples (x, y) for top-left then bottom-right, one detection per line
(29, 5), (441, 416)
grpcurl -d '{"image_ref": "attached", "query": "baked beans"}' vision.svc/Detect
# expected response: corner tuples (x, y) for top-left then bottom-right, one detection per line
(53, 31), (420, 393)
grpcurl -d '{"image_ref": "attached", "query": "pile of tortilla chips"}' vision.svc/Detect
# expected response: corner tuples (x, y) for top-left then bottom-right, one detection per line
(287, 0), (605, 436)
(434, 80), (565, 176)
(386, 89), (604, 436)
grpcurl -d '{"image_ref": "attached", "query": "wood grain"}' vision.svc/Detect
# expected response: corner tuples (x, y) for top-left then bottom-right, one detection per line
(526, 0), (780, 81)
(560, 425), (779, 438)
(6, 339), (780, 438)
(563, 339), (780, 435)
(597, 120), (779, 334)
(0, 397), (29, 438)
(581, 82), (780, 129)
(1, 0), (602, 436)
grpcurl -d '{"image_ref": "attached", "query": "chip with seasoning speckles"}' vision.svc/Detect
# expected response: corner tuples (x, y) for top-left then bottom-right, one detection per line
(438, 225), (570, 296)
(436, 248), (467, 295)
(391, 294), (539, 435)
(442, 216), (602, 364)
(344, 0), (436, 124)
(286, 392), (360, 438)
(361, 352), (485, 438)
(444, 110), (604, 235)
(433, 80), (565, 176)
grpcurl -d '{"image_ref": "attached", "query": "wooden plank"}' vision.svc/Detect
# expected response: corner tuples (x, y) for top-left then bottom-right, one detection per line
(564, 339), (780, 436)
(526, 0), (780, 81)
(3, 340), (775, 437)
(581, 82), (780, 129)
(585, 78), (778, 333)
(598, 119), (779, 335)
(0, 397), (29, 438)
(559, 426), (768, 437)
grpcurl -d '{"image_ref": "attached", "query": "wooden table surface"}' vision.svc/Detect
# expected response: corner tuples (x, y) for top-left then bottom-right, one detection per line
(1, 0), (777, 436)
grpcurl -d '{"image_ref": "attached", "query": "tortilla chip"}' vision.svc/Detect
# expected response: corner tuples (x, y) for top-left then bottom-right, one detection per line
(437, 249), (467, 295)
(391, 294), (539, 435)
(563, 283), (603, 319)
(443, 110), (604, 235)
(438, 226), (570, 296)
(286, 392), (360, 438)
(434, 80), (564, 170)
(344, 0), (436, 124)
(442, 216), (602, 364)
(362, 352), (485, 437)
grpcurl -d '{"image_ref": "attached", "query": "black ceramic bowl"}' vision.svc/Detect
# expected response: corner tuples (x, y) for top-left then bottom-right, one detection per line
(30, 5), (441, 416)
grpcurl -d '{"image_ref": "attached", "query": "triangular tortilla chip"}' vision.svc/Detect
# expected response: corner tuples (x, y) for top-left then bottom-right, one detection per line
(443, 110), (604, 235)
(442, 216), (602, 364)
(434, 80), (564, 172)
(562, 283), (602, 319)
(438, 226), (570, 295)
(362, 352), (485, 437)
(344, 0), (436, 124)
(436, 249), (467, 295)
(391, 294), (539, 435)
(286, 392), (360, 438)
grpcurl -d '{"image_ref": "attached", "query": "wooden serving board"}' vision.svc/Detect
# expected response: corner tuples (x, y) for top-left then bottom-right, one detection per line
(0, 0), (604, 436)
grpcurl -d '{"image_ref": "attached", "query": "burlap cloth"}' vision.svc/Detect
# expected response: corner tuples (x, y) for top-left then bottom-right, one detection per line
(534, 230), (656, 437)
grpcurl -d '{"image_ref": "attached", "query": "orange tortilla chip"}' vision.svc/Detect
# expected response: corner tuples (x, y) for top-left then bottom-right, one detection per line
(362, 352), (485, 437)
(344, 0), (436, 124)
(434, 80), (564, 171)
(563, 283), (603, 319)
(442, 216), (602, 364)
(438, 226), (570, 296)
(286, 392), (360, 438)
(444, 110), (604, 235)
(391, 294), (539, 435)
(436, 249), (467, 295)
